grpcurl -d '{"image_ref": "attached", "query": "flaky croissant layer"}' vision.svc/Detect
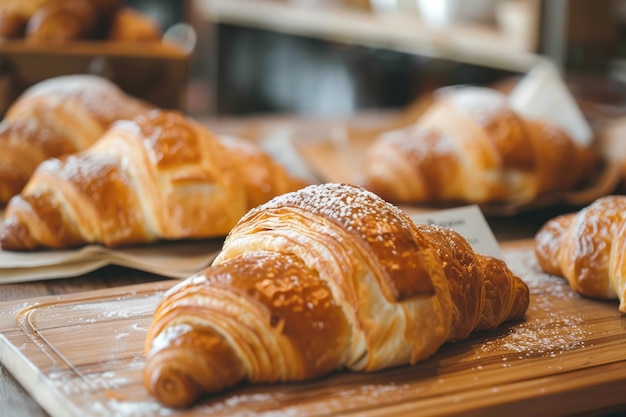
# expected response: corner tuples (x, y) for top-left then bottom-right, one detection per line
(143, 183), (529, 408)
(1, 109), (308, 251)
(0, 74), (152, 204)
(535, 195), (626, 312)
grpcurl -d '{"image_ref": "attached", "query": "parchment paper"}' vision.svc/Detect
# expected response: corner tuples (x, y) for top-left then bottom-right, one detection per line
(0, 211), (224, 283)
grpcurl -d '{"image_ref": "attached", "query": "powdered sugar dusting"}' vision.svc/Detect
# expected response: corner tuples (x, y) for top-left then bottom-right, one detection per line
(489, 247), (594, 356)
(21, 75), (122, 99)
(194, 383), (413, 417)
(195, 392), (294, 416)
(238, 183), (433, 289)
(87, 399), (175, 417)
(39, 153), (119, 184)
(438, 86), (509, 126)
(479, 314), (588, 356)
(18, 74), (148, 126)
(246, 183), (415, 242)
(504, 245), (579, 301)
(377, 124), (457, 160)
(469, 304), (590, 366)
(334, 382), (412, 401)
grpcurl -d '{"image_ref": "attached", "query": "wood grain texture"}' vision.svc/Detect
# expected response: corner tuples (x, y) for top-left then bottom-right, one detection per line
(0, 241), (625, 417)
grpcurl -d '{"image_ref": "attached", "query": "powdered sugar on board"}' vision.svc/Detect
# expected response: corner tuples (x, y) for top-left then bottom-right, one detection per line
(496, 246), (600, 357)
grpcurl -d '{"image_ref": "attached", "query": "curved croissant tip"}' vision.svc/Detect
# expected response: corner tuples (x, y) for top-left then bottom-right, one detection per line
(144, 361), (203, 409)
(0, 217), (34, 251)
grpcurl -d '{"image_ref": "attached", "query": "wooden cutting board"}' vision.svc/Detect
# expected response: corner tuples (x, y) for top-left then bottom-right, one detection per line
(1, 241), (625, 417)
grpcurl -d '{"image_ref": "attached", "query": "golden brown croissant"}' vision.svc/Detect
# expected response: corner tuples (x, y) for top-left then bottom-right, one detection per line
(357, 87), (597, 204)
(0, 74), (152, 205)
(143, 183), (529, 408)
(0, 0), (123, 40)
(218, 134), (309, 209)
(535, 195), (626, 312)
(0, 0), (47, 37)
(25, 0), (98, 43)
(107, 7), (161, 42)
(0, 109), (308, 251)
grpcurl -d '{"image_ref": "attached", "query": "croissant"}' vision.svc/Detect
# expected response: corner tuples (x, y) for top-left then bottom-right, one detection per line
(0, 109), (308, 251)
(25, 0), (98, 43)
(0, 0), (47, 38)
(107, 7), (162, 42)
(357, 86), (597, 204)
(535, 195), (626, 312)
(0, 74), (151, 205)
(143, 183), (529, 408)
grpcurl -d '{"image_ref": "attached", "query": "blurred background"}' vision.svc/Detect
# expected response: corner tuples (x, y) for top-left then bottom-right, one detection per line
(188, 0), (626, 120)
(1, 0), (626, 120)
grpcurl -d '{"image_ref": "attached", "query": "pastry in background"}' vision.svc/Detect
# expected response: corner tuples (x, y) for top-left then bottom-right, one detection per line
(107, 7), (162, 42)
(395, 77), (521, 129)
(0, 0), (164, 43)
(0, 74), (152, 205)
(143, 183), (529, 408)
(0, 8), (28, 38)
(219, 135), (309, 209)
(356, 86), (597, 205)
(25, 0), (98, 43)
(534, 195), (626, 312)
(0, 0), (47, 37)
(0, 109), (309, 251)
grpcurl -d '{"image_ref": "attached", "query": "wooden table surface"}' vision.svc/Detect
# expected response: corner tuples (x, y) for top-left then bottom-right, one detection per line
(3, 205), (612, 417)
(0, 267), (170, 417)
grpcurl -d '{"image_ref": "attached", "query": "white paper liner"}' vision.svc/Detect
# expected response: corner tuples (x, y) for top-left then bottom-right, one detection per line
(0, 208), (223, 282)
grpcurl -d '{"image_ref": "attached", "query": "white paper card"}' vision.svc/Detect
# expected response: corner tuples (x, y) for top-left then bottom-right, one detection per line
(410, 205), (503, 259)
(509, 60), (592, 146)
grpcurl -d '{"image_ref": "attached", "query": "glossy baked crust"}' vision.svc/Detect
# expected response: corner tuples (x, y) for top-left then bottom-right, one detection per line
(535, 195), (626, 311)
(0, 0), (47, 37)
(143, 183), (529, 408)
(0, 109), (308, 250)
(0, 74), (151, 204)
